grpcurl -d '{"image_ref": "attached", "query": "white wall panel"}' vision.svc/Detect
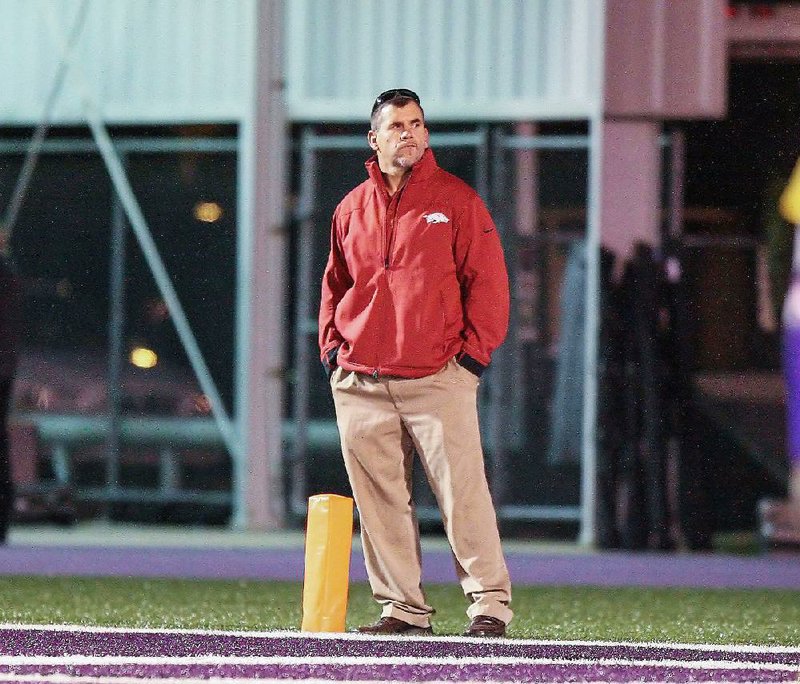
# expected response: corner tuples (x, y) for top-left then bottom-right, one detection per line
(285, 0), (602, 122)
(0, 0), (257, 125)
(0, 0), (602, 126)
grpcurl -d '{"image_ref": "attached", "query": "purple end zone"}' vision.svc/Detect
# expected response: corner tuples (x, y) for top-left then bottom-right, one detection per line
(1, 628), (797, 682)
(1, 628), (799, 667)
(2, 661), (797, 682)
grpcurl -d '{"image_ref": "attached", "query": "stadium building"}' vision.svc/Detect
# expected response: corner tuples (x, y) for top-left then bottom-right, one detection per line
(1, 0), (797, 549)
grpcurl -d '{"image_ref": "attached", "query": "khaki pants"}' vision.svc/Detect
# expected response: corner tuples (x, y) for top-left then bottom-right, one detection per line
(330, 358), (512, 628)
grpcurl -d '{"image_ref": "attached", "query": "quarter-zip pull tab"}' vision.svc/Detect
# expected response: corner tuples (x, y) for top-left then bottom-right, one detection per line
(383, 185), (404, 271)
(372, 369), (379, 379)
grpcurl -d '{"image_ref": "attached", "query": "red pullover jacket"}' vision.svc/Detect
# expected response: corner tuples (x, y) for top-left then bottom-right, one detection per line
(319, 148), (509, 379)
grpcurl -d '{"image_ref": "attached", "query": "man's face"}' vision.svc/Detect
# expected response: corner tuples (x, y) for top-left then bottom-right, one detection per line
(368, 101), (429, 172)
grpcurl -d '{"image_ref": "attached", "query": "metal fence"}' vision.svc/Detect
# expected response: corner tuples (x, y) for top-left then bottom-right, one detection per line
(7, 126), (601, 535)
(286, 126), (597, 529)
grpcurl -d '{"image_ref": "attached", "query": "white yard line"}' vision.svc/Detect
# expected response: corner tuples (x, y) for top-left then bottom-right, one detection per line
(0, 623), (798, 655)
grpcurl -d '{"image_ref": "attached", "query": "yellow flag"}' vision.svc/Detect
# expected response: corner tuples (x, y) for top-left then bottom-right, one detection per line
(779, 158), (800, 225)
(301, 494), (354, 632)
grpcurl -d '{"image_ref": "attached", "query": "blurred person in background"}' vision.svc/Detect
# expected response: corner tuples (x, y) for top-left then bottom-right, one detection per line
(0, 236), (21, 543)
(761, 161), (800, 546)
(763, 240), (800, 544)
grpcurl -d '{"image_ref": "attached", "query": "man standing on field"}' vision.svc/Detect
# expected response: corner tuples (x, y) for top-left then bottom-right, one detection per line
(319, 88), (512, 637)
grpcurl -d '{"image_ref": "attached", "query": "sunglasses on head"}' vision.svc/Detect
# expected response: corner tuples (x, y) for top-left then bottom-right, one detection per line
(371, 88), (421, 114)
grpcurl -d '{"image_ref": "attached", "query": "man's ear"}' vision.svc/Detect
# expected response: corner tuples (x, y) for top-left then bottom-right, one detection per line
(367, 130), (378, 151)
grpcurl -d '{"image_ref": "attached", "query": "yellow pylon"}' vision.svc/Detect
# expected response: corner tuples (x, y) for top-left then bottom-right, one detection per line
(301, 494), (354, 632)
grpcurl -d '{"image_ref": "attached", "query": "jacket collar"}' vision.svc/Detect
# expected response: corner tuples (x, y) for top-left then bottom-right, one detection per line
(365, 148), (439, 192)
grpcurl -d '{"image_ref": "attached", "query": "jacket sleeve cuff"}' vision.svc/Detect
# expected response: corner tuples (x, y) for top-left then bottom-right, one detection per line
(457, 352), (486, 378)
(322, 346), (339, 379)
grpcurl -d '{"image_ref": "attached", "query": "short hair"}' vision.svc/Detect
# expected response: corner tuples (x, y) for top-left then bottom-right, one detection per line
(370, 88), (424, 130)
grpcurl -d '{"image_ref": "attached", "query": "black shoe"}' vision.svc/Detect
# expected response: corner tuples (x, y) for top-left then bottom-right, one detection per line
(464, 615), (506, 637)
(357, 616), (433, 636)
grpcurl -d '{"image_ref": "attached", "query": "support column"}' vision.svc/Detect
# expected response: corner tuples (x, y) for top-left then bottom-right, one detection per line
(235, 0), (286, 529)
(602, 0), (726, 261)
(600, 120), (662, 267)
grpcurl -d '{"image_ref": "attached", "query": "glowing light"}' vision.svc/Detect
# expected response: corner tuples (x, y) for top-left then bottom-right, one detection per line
(130, 346), (158, 369)
(194, 201), (223, 223)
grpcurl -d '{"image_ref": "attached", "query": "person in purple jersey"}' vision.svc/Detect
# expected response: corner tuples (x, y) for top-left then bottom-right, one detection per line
(761, 228), (800, 544)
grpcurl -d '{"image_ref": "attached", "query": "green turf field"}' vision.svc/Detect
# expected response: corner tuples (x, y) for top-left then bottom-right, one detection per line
(0, 577), (798, 646)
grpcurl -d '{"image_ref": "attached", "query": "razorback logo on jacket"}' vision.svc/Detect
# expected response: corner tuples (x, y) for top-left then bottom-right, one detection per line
(319, 148), (510, 379)
(423, 212), (450, 224)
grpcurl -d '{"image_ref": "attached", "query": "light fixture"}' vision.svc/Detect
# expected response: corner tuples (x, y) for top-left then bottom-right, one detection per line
(194, 201), (223, 223)
(130, 346), (158, 369)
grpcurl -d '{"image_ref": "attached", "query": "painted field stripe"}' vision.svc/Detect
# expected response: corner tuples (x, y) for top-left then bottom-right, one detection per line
(0, 680), (756, 684)
(1, 677), (362, 684)
(0, 655), (797, 673)
(0, 624), (798, 655)
(0, 677), (334, 684)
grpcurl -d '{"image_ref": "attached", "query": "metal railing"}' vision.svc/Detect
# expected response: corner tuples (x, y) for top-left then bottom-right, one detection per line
(14, 413), (340, 507)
